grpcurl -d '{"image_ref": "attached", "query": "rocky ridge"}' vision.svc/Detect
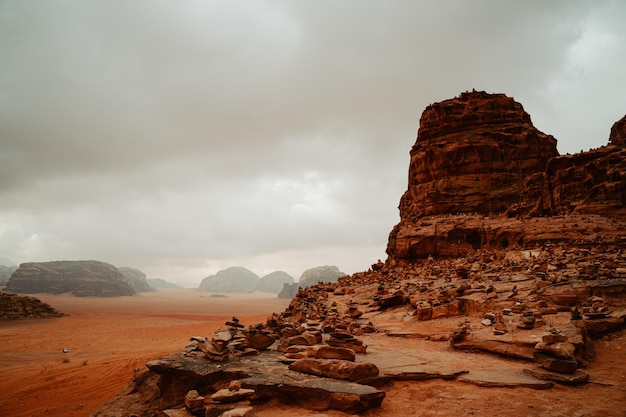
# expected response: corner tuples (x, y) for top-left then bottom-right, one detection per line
(95, 92), (626, 417)
(0, 292), (64, 320)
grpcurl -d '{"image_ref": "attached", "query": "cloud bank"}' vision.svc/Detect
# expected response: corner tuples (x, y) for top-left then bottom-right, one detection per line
(1, 1), (625, 284)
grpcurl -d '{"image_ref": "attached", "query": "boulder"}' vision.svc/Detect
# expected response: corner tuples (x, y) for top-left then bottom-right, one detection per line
(314, 346), (356, 362)
(288, 358), (379, 382)
(533, 352), (579, 374)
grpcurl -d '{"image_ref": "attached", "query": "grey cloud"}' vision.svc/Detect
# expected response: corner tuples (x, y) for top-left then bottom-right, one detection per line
(1, 1), (624, 283)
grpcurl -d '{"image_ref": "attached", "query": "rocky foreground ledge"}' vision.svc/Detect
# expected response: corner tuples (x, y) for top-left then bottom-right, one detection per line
(94, 243), (626, 417)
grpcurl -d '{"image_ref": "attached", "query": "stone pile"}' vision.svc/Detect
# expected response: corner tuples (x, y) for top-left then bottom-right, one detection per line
(185, 318), (279, 362)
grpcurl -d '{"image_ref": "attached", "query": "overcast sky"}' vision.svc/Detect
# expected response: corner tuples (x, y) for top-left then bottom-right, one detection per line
(1, 1), (625, 285)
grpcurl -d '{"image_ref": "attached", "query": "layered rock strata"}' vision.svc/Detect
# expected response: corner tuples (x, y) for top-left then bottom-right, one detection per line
(398, 90), (557, 220)
(388, 93), (626, 262)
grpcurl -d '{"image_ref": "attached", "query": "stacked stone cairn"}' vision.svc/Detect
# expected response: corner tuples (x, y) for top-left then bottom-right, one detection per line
(525, 327), (590, 384)
(183, 380), (255, 417)
(185, 317), (279, 362)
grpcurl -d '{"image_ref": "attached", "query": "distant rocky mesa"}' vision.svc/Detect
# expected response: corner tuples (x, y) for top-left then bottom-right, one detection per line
(198, 267), (261, 293)
(257, 271), (294, 294)
(299, 265), (346, 287)
(387, 91), (626, 263)
(118, 266), (154, 293)
(5, 260), (140, 297)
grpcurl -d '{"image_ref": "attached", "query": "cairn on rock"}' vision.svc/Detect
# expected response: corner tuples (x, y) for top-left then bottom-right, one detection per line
(202, 331), (232, 361)
(517, 310), (536, 329)
(533, 331), (579, 374)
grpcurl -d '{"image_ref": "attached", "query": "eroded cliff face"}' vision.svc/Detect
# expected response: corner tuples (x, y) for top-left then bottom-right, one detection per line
(512, 115), (626, 218)
(398, 91), (558, 220)
(387, 93), (626, 263)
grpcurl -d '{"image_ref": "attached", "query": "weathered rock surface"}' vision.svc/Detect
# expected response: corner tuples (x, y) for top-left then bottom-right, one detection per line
(387, 91), (626, 262)
(288, 358), (379, 382)
(458, 370), (553, 389)
(198, 267), (259, 293)
(255, 271), (294, 294)
(393, 91), (557, 220)
(94, 351), (385, 416)
(299, 265), (346, 287)
(5, 260), (137, 297)
(512, 145), (626, 218)
(118, 266), (153, 292)
(0, 292), (64, 320)
(610, 114), (626, 147)
(523, 367), (589, 384)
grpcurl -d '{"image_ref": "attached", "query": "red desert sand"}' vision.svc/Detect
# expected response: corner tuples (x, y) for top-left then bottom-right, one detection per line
(0, 289), (289, 417)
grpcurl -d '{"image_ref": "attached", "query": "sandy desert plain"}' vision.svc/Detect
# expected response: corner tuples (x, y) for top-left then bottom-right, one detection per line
(1, 288), (626, 417)
(0, 289), (290, 417)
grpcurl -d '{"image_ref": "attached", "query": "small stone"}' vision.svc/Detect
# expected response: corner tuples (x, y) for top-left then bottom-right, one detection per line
(314, 345), (356, 361)
(228, 381), (241, 391)
(535, 341), (576, 360)
(184, 390), (205, 409)
(210, 388), (255, 403)
(533, 352), (578, 374)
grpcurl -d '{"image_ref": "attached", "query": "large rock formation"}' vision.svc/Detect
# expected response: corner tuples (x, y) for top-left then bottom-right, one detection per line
(198, 266), (260, 293)
(387, 92), (626, 263)
(398, 90), (557, 220)
(5, 261), (137, 297)
(256, 271), (294, 294)
(610, 114), (626, 147)
(299, 265), (346, 287)
(118, 267), (153, 293)
(511, 114), (626, 218)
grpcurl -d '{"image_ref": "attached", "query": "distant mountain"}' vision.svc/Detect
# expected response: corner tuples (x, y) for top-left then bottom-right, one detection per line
(0, 265), (18, 286)
(299, 265), (346, 287)
(5, 260), (136, 297)
(118, 267), (153, 292)
(147, 278), (182, 290)
(256, 271), (294, 294)
(198, 266), (259, 293)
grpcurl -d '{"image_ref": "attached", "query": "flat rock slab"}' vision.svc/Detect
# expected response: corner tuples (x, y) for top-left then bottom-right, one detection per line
(453, 338), (535, 360)
(523, 367), (589, 384)
(362, 350), (467, 385)
(458, 370), (553, 389)
(148, 351), (384, 414)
